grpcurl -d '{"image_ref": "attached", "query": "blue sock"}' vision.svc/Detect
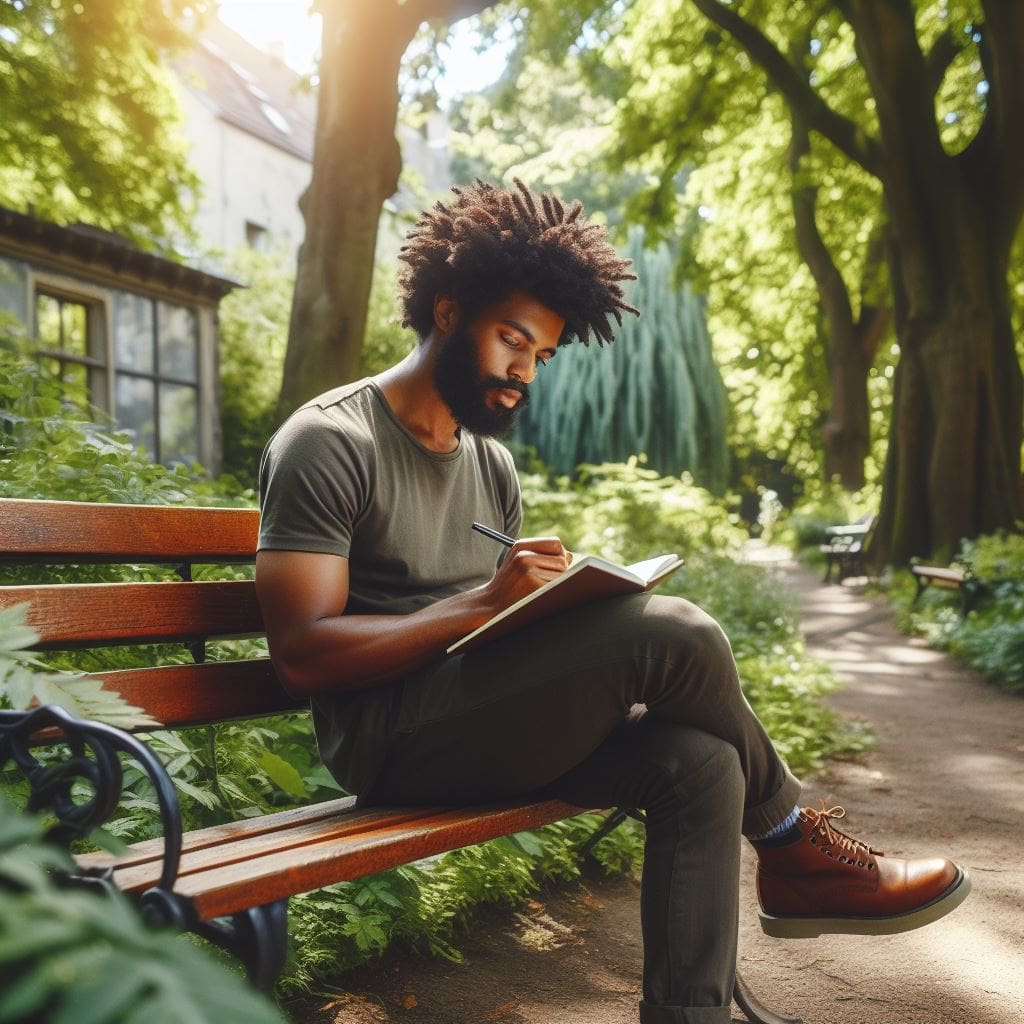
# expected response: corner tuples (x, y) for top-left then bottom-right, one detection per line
(750, 805), (801, 844)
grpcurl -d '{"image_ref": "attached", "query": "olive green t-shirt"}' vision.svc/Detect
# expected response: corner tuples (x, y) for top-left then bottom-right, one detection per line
(257, 379), (522, 794)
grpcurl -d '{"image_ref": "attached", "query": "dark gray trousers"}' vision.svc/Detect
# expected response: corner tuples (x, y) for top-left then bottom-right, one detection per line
(362, 593), (801, 1022)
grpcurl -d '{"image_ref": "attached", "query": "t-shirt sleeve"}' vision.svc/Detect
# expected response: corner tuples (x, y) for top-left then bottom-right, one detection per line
(257, 409), (369, 557)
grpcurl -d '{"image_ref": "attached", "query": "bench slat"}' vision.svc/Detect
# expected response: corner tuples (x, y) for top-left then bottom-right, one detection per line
(0, 580), (263, 647)
(0, 498), (259, 563)
(175, 799), (586, 920)
(77, 796), (359, 870)
(104, 807), (451, 893)
(87, 660), (300, 730)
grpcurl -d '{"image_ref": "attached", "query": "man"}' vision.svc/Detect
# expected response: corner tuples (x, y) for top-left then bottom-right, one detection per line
(256, 180), (969, 1024)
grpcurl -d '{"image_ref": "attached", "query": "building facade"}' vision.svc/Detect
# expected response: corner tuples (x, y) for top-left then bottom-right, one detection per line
(0, 207), (236, 472)
(174, 18), (317, 258)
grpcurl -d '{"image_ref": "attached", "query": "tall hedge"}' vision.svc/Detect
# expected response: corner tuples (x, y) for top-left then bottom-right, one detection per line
(514, 228), (729, 490)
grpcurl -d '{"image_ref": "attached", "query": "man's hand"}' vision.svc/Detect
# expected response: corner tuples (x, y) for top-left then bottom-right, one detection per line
(483, 536), (571, 612)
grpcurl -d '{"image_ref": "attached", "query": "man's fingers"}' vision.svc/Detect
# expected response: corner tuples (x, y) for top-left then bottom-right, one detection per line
(511, 536), (568, 557)
(509, 549), (570, 575)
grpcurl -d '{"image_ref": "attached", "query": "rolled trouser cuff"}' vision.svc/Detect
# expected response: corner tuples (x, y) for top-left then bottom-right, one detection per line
(742, 765), (802, 838)
(639, 1001), (733, 1023)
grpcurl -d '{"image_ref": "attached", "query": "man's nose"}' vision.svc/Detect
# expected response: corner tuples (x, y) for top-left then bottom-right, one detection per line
(509, 354), (535, 385)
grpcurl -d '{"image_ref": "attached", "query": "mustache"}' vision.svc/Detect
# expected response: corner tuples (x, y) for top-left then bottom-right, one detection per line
(484, 376), (530, 399)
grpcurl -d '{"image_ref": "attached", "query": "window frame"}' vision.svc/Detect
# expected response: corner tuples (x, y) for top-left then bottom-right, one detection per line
(113, 297), (202, 464)
(26, 271), (205, 466)
(28, 270), (115, 413)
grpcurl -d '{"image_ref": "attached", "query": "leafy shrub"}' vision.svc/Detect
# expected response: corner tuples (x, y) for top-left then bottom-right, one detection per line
(0, 337), (250, 508)
(954, 618), (1024, 692)
(519, 457), (748, 562)
(216, 251), (414, 485)
(359, 259), (416, 377)
(957, 528), (1024, 584)
(0, 796), (284, 1024)
(216, 246), (293, 486)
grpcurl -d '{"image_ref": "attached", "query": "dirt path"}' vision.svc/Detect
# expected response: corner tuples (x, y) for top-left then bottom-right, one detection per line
(287, 556), (1024, 1024)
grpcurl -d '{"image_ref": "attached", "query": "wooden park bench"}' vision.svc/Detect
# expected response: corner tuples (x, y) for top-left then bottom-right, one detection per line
(0, 497), (798, 1024)
(911, 564), (967, 603)
(820, 514), (876, 583)
(911, 562), (1014, 616)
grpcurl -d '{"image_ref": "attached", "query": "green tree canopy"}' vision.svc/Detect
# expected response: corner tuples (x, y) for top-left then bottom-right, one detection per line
(0, 0), (204, 250)
(520, 0), (1024, 563)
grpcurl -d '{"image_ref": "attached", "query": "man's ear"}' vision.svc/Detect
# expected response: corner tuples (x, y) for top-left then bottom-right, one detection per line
(433, 296), (459, 334)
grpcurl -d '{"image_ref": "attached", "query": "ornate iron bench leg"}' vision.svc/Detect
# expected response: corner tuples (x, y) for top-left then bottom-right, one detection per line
(734, 969), (802, 1024)
(195, 899), (290, 991)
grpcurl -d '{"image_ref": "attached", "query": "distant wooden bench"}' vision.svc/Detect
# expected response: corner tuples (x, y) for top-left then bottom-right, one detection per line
(820, 515), (876, 583)
(0, 498), (798, 1024)
(911, 565), (966, 598)
(911, 564), (1010, 615)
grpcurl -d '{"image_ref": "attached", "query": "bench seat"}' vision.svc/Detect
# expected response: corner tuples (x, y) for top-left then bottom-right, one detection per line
(910, 565), (966, 590)
(77, 796), (583, 922)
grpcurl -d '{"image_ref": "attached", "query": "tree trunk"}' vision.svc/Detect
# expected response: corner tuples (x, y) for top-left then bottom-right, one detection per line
(876, 237), (1022, 564)
(276, 1), (496, 417)
(276, 2), (409, 417)
(789, 108), (886, 490)
(847, 0), (1024, 564)
(820, 318), (876, 490)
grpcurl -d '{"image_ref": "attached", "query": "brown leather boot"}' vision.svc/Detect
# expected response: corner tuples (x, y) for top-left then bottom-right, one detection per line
(755, 804), (971, 938)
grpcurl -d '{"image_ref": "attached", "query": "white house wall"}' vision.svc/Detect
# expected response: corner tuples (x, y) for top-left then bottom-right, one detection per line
(177, 84), (311, 259)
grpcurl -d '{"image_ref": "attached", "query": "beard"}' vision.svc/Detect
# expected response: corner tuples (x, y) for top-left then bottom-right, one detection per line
(432, 323), (530, 438)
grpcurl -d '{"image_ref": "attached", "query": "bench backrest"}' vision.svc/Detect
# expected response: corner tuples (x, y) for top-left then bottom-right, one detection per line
(0, 498), (301, 732)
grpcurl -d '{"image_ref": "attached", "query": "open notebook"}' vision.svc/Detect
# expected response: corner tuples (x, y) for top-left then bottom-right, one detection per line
(447, 552), (683, 656)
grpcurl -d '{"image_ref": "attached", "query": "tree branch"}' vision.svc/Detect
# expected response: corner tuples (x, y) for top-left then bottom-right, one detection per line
(924, 30), (963, 98)
(690, 0), (882, 176)
(397, 0), (496, 34)
(789, 111), (854, 331)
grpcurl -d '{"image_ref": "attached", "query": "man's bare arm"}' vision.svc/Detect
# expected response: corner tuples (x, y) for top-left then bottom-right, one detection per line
(255, 538), (569, 697)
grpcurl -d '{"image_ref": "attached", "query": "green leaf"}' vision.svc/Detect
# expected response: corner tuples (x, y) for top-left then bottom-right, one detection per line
(172, 778), (222, 810)
(32, 673), (159, 729)
(302, 763), (346, 793)
(509, 830), (546, 857)
(0, 955), (60, 1021)
(258, 750), (307, 797)
(50, 957), (148, 1024)
(85, 826), (130, 857)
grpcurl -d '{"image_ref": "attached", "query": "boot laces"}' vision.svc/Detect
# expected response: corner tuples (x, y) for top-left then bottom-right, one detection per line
(805, 803), (883, 857)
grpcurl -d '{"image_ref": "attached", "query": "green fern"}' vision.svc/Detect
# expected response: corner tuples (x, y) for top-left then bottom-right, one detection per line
(0, 604), (156, 728)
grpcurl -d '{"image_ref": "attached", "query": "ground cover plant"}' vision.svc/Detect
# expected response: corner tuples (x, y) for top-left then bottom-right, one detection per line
(0, 339), (861, 998)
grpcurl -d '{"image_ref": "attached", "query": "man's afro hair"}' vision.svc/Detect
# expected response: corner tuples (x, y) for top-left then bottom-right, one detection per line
(397, 179), (639, 345)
